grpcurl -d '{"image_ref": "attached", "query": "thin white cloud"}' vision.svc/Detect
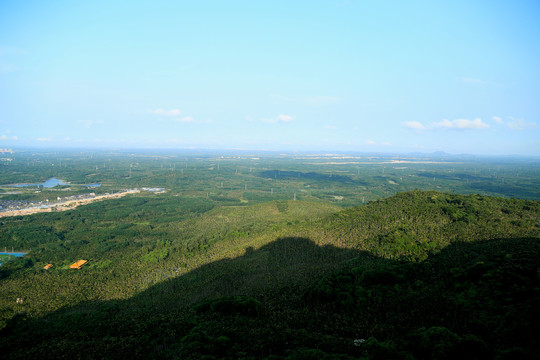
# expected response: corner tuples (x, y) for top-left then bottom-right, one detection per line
(151, 108), (182, 116)
(403, 121), (426, 131)
(277, 114), (294, 122)
(507, 118), (537, 131)
(0, 133), (16, 140)
(491, 116), (536, 130)
(365, 140), (376, 145)
(381, 141), (392, 146)
(36, 137), (52, 142)
(435, 118), (489, 130)
(492, 116), (504, 124)
(404, 118), (490, 131)
(262, 114), (295, 123)
(78, 120), (92, 128)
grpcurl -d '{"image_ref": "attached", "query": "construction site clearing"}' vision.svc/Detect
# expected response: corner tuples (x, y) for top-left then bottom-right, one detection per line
(0, 189), (140, 218)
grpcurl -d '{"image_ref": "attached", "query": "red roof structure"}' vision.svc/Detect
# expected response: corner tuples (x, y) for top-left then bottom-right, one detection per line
(69, 260), (88, 269)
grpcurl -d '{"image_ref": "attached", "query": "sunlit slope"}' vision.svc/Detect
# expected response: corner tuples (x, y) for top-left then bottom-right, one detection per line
(295, 190), (540, 256)
(0, 199), (341, 322)
(168, 199), (342, 256)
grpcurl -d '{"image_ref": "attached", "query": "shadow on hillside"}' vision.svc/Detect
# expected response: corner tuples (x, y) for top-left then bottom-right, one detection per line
(2, 236), (539, 359)
(0, 237), (373, 356)
(258, 170), (367, 185)
(131, 236), (375, 307)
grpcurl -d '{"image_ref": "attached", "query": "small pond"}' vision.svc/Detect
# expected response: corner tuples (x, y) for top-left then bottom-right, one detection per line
(6, 178), (101, 188)
(0, 252), (26, 266)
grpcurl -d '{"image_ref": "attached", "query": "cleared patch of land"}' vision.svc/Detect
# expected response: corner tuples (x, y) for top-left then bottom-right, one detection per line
(0, 189), (139, 218)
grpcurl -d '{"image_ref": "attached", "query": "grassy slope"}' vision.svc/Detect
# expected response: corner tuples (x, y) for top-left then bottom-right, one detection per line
(0, 191), (539, 359)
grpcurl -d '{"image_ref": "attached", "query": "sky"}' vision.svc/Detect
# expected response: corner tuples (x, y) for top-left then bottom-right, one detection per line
(1, 0), (539, 155)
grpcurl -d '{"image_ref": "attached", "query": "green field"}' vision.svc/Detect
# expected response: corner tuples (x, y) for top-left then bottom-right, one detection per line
(0, 149), (539, 359)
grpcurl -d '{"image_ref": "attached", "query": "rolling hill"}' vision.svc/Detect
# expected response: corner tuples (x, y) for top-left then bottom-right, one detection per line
(0, 191), (539, 359)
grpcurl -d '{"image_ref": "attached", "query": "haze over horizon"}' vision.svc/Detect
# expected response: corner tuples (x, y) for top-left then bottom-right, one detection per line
(1, 1), (539, 156)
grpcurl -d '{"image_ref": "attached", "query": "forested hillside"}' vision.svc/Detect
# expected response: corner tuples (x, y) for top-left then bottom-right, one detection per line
(0, 191), (539, 359)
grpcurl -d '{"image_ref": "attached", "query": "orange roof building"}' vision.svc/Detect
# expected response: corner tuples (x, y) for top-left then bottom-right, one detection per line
(69, 260), (88, 269)
(44, 264), (53, 270)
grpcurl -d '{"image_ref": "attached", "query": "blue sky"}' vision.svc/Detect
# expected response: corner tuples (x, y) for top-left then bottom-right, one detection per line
(1, 0), (539, 155)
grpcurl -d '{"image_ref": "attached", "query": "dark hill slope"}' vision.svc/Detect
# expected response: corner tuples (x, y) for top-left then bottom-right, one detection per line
(0, 191), (539, 359)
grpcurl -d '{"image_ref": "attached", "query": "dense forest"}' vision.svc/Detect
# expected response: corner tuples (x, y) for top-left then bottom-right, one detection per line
(0, 151), (539, 359)
(0, 189), (538, 359)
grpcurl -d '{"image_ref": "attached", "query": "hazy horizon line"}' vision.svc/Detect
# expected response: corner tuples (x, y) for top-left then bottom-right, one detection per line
(2, 146), (539, 159)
